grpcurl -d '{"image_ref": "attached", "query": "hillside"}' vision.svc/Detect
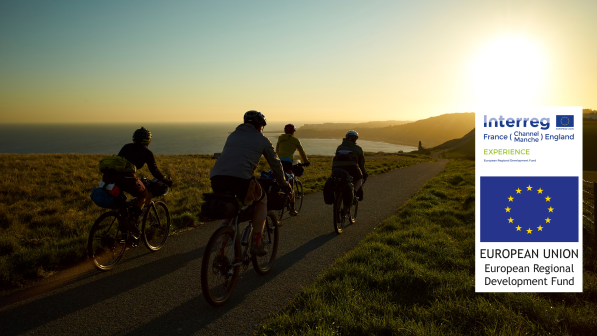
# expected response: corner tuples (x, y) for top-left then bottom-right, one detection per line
(299, 120), (412, 130)
(295, 112), (475, 147)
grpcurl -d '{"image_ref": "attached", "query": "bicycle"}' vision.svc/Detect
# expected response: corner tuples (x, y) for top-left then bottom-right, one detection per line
(277, 162), (306, 220)
(87, 178), (171, 271)
(332, 173), (359, 234)
(201, 192), (279, 306)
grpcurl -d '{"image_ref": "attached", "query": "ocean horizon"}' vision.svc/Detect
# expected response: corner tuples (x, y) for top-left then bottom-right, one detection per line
(0, 123), (417, 156)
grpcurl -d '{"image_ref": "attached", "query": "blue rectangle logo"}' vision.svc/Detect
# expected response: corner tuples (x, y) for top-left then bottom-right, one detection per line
(556, 115), (574, 127)
(480, 176), (578, 242)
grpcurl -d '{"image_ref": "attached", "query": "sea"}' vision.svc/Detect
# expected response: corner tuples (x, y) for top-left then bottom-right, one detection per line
(0, 123), (416, 156)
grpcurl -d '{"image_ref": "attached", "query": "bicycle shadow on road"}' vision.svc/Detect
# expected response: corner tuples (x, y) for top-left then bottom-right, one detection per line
(125, 232), (338, 336)
(0, 245), (205, 336)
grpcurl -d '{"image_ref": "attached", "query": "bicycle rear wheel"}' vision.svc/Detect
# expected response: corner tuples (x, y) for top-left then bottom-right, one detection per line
(293, 180), (304, 214)
(142, 201), (171, 251)
(252, 211), (279, 274)
(201, 226), (241, 306)
(88, 212), (126, 271)
(333, 191), (346, 234)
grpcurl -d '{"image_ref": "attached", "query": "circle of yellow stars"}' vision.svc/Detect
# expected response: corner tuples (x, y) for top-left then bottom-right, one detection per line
(506, 184), (552, 234)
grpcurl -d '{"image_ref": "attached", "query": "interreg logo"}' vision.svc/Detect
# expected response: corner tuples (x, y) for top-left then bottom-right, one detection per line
(483, 115), (550, 130)
(556, 115), (574, 128)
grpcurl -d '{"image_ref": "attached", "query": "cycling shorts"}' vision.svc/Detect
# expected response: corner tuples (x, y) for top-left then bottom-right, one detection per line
(210, 175), (251, 201)
(102, 172), (146, 197)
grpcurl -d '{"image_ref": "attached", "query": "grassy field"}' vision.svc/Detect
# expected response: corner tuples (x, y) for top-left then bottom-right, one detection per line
(257, 160), (597, 335)
(584, 119), (597, 171)
(0, 152), (432, 286)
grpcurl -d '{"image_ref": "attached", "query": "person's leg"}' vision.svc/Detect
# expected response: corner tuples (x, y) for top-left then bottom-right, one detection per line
(354, 178), (363, 193)
(251, 193), (268, 253)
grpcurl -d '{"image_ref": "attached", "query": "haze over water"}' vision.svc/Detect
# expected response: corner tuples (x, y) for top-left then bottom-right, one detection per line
(0, 123), (416, 155)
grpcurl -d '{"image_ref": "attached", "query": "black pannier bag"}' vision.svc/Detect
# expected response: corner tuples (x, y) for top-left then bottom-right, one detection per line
(331, 168), (354, 206)
(146, 179), (169, 197)
(258, 178), (287, 211)
(291, 164), (304, 177)
(323, 177), (335, 205)
(200, 193), (238, 221)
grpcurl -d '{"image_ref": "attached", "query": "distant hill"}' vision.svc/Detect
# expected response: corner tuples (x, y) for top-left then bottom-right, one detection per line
(299, 120), (412, 130)
(433, 128), (475, 159)
(295, 112), (475, 148)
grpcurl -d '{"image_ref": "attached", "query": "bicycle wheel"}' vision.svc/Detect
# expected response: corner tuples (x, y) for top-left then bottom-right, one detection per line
(252, 211), (279, 274)
(201, 226), (241, 306)
(142, 201), (171, 251)
(350, 196), (358, 224)
(333, 191), (346, 234)
(88, 212), (126, 271)
(293, 180), (304, 214)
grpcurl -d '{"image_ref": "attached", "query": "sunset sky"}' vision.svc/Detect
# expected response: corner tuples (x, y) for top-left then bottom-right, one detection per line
(0, 0), (596, 123)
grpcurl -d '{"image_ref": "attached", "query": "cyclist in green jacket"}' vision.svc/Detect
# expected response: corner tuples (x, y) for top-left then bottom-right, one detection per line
(276, 124), (310, 216)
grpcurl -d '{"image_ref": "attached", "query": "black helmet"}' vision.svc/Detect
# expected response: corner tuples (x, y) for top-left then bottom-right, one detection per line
(346, 130), (358, 141)
(243, 110), (267, 128)
(133, 127), (152, 144)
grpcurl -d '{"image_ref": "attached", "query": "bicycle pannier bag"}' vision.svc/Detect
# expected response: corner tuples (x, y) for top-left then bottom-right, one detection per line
(291, 164), (304, 177)
(200, 193), (238, 221)
(323, 177), (335, 205)
(99, 155), (137, 174)
(90, 188), (126, 209)
(257, 178), (286, 210)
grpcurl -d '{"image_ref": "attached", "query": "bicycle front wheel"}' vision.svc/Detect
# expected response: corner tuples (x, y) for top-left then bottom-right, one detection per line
(252, 211), (279, 274)
(333, 191), (346, 234)
(201, 226), (241, 306)
(88, 212), (126, 271)
(142, 201), (171, 251)
(293, 180), (304, 214)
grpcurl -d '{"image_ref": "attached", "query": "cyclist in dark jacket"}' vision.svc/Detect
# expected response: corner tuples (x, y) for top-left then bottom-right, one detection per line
(103, 127), (172, 237)
(210, 110), (289, 256)
(332, 130), (368, 210)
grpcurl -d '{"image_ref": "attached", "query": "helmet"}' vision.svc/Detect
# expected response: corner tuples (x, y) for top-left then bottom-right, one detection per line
(243, 110), (267, 128)
(346, 130), (358, 141)
(284, 124), (296, 134)
(133, 127), (152, 144)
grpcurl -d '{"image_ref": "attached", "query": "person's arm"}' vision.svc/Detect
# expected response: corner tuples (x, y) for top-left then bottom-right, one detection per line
(295, 138), (309, 164)
(262, 138), (287, 186)
(358, 147), (367, 177)
(145, 149), (167, 182)
(275, 140), (280, 154)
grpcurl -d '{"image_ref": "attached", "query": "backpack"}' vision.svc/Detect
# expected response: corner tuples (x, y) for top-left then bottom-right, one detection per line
(99, 155), (136, 174)
(333, 150), (358, 163)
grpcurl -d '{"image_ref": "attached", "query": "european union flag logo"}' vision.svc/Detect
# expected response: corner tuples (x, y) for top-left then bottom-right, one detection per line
(556, 115), (574, 127)
(480, 176), (578, 242)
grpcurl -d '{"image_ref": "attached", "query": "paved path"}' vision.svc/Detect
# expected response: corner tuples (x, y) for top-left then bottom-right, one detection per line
(0, 157), (447, 336)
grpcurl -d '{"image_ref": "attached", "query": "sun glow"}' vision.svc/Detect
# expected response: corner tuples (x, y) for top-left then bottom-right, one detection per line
(471, 36), (547, 106)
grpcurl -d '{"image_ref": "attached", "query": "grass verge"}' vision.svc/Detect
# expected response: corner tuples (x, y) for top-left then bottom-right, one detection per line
(0, 152), (431, 286)
(257, 160), (597, 336)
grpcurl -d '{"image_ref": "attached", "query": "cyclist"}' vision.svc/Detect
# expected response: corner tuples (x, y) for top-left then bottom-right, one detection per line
(210, 110), (290, 256)
(275, 123), (310, 216)
(332, 130), (368, 215)
(102, 127), (172, 238)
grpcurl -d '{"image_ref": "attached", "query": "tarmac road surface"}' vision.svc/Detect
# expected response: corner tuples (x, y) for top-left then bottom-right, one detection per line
(0, 156), (447, 336)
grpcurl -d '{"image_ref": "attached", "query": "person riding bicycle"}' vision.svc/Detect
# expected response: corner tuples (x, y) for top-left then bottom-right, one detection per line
(275, 123), (310, 216)
(332, 130), (368, 213)
(210, 110), (290, 256)
(102, 127), (172, 238)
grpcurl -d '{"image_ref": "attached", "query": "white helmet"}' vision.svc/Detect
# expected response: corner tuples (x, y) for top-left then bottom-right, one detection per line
(346, 130), (358, 141)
